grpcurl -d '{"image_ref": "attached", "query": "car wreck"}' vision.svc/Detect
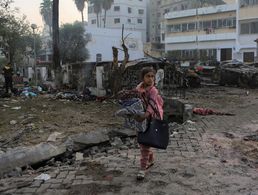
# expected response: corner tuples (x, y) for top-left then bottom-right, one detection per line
(214, 60), (258, 88)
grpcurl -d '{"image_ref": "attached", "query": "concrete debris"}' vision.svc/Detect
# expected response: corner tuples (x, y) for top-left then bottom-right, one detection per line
(11, 106), (21, 110)
(75, 152), (84, 161)
(0, 143), (66, 175)
(186, 120), (195, 124)
(34, 173), (51, 181)
(108, 128), (136, 138)
(47, 132), (63, 142)
(70, 129), (109, 148)
(110, 137), (123, 148)
(9, 120), (17, 125)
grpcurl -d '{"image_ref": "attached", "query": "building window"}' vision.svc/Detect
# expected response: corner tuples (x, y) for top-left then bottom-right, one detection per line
(241, 21), (258, 34)
(243, 52), (254, 62)
(218, 19), (223, 28)
(162, 33), (165, 41)
(137, 19), (143, 24)
(114, 6), (120, 11)
(203, 21), (212, 29)
(128, 7), (132, 13)
(164, 8), (170, 15)
(114, 18), (120, 24)
(91, 19), (96, 24)
(96, 53), (102, 62)
(212, 20), (217, 28)
(251, 21), (258, 33)
(241, 23), (249, 34)
(138, 9), (144, 14)
(174, 24), (181, 32)
(128, 18), (131, 23)
(88, 6), (94, 14)
(188, 22), (196, 31)
(182, 23), (187, 32)
(240, 0), (258, 7)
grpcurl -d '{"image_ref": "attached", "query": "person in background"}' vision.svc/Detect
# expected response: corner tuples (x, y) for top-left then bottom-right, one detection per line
(134, 67), (164, 180)
(2, 62), (14, 94)
(155, 65), (164, 95)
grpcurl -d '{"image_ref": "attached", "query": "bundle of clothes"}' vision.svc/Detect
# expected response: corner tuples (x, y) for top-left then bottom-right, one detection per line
(115, 90), (147, 132)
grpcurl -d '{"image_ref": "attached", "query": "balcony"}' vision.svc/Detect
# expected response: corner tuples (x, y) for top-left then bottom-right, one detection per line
(165, 33), (237, 44)
(165, 4), (237, 19)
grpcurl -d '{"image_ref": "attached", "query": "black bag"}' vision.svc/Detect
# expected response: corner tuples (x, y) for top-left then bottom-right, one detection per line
(137, 98), (169, 149)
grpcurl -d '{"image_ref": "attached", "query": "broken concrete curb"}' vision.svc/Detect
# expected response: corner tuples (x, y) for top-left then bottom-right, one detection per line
(0, 143), (66, 175)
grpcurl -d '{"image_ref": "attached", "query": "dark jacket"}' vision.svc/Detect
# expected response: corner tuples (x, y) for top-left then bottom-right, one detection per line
(2, 66), (13, 78)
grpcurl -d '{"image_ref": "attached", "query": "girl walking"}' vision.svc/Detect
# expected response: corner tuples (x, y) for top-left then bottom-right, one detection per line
(134, 67), (164, 180)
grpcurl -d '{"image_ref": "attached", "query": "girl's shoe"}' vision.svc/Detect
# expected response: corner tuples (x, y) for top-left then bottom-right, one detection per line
(136, 170), (145, 180)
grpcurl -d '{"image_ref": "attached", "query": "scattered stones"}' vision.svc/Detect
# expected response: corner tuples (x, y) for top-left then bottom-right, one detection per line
(34, 173), (51, 181)
(75, 153), (84, 161)
(47, 132), (63, 142)
(9, 120), (17, 125)
(243, 134), (258, 142)
(110, 137), (123, 148)
(223, 132), (235, 139)
(181, 168), (195, 178)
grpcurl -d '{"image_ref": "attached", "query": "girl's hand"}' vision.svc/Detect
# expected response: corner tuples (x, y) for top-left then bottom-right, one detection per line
(134, 112), (150, 122)
(134, 115), (145, 122)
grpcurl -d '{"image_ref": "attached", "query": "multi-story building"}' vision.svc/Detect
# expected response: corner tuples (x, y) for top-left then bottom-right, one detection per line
(237, 0), (258, 62)
(88, 0), (148, 42)
(147, 0), (201, 57)
(163, 1), (258, 62)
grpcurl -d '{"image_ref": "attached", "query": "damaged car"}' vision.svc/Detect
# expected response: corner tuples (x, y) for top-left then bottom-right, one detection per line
(214, 60), (258, 88)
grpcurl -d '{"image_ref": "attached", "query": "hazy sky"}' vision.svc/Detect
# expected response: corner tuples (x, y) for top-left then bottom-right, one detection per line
(12, 0), (87, 30)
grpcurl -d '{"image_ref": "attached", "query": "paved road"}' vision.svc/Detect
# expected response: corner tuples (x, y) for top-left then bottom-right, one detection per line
(1, 87), (258, 195)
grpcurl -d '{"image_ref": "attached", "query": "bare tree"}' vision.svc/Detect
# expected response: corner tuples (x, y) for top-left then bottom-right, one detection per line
(110, 25), (130, 95)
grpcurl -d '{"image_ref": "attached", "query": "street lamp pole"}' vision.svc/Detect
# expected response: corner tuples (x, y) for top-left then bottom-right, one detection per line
(31, 24), (37, 86)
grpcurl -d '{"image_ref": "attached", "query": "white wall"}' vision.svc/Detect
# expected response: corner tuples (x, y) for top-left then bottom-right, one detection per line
(85, 27), (144, 63)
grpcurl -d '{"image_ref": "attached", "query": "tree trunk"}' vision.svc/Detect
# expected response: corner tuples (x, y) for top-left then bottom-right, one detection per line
(110, 25), (129, 95)
(81, 11), (84, 23)
(48, 25), (52, 36)
(52, 0), (61, 87)
(104, 10), (107, 28)
(96, 13), (99, 27)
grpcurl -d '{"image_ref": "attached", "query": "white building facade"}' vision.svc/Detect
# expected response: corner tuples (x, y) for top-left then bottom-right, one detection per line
(88, 0), (148, 42)
(85, 26), (144, 63)
(163, 1), (258, 62)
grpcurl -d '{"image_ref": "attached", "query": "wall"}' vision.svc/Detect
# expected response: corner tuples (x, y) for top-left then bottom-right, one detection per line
(85, 26), (144, 63)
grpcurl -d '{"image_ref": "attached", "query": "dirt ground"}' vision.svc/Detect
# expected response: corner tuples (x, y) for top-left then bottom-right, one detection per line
(0, 86), (257, 149)
(0, 95), (123, 148)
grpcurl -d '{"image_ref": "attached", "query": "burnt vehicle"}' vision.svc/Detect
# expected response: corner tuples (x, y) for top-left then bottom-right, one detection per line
(214, 60), (258, 88)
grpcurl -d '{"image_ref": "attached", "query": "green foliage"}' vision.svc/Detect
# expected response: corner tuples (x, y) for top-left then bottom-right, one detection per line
(0, 1), (41, 65)
(0, 0), (13, 10)
(73, 0), (87, 22)
(89, 0), (114, 27)
(59, 22), (89, 64)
